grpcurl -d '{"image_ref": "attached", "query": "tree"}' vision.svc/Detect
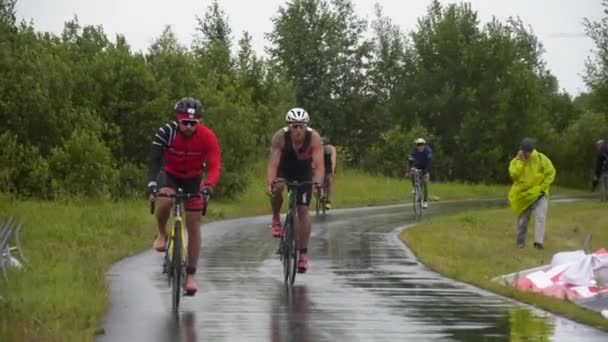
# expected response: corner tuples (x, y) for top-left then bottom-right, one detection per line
(193, 0), (233, 90)
(267, 0), (370, 155)
(584, 0), (608, 113)
(0, 0), (16, 27)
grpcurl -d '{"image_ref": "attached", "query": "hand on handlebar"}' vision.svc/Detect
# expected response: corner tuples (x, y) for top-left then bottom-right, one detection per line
(266, 178), (284, 197)
(146, 182), (158, 201)
(314, 182), (322, 198)
(265, 184), (274, 197)
(201, 184), (213, 197)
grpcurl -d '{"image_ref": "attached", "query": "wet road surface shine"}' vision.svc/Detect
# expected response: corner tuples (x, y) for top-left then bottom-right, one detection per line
(98, 201), (608, 341)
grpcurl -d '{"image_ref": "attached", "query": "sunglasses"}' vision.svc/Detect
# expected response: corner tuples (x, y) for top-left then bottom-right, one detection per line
(180, 120), (198, 127)
(290, 124), (306, 130)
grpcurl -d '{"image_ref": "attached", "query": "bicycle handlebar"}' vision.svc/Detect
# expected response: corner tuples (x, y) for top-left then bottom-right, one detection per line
(272, 178), (317, 188)
(149, 192), (210, 216)
(156, 192), (202, 199)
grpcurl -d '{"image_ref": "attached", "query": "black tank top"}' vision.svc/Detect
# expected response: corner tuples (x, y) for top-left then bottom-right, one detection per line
(323, 145), (332, 172)
(278, 127), (313, 181)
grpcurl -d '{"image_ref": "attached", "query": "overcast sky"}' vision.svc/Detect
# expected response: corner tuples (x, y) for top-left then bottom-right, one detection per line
(15, 0), (604, 95)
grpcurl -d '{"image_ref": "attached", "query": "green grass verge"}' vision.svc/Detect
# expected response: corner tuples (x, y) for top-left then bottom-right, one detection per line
(0, 167), (589, 341)
(401, 200), (608, 331)
(208, 166), (587, 219)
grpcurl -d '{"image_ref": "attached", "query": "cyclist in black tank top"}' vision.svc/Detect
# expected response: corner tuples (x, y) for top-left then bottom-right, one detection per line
(266, 108), (325, 274)
(321, 137), (337, 209)
(278, 127), (314, 182)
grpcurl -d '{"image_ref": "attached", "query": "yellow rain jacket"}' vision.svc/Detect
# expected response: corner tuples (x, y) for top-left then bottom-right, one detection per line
(508, 150), (556, 215)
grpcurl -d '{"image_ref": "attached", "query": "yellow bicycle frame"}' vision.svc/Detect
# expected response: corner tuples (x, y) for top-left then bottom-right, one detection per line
(167, 211), (187, 262)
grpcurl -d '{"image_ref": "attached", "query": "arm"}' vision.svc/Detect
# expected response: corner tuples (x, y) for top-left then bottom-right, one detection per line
(311, 131), (325, 185)
(407, 149), (414, 169)
(425, 147), (432, 173)
(540, 154), (556, 190)
(331, 146), (337, 175)
(147, 125), (169, 184)
(266, 130), (284, 186)
(509, 157), (525, 181)
(203, 129), (221, 188)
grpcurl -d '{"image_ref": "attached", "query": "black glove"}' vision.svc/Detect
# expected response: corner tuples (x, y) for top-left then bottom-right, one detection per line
(146, 181), (158, 198)
(201, 184), (213, 197)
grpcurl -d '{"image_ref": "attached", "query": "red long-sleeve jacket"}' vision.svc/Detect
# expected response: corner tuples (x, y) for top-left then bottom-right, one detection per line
(147, 121), (221, 187)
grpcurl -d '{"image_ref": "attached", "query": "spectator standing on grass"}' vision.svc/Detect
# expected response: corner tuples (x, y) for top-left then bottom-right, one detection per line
(508, 137), (556, 250)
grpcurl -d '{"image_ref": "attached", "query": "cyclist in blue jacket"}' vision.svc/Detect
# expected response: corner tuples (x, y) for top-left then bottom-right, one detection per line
(407, 138), (432, 209)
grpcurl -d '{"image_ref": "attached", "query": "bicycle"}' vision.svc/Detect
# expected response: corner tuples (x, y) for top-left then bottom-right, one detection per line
(411, 169), (424, 220)
(150, 188), (209, 315)
(315, 174), (330, 216)
(272, 178), (315, 286)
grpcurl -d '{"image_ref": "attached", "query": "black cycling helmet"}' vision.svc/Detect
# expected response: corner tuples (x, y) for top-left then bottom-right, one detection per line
(174, 97), (204, 118)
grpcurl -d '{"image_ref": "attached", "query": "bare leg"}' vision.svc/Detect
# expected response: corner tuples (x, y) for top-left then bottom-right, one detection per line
(185, 211), (202, 270)
(153, 187), (175, 250)
(297, 205), (311, 250)
(185, 210), (202, 292)
(271, 182), (285, 222)
(325, 174), (333, 201)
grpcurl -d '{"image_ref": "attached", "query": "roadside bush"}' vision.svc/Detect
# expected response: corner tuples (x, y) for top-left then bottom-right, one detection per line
(48, 129), (118, 198)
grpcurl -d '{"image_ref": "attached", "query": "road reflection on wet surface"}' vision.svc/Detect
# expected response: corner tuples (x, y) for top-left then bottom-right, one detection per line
(98, 200), (608, 341)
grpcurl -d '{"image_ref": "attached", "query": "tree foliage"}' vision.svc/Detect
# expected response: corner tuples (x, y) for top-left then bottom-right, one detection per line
(0, 0), (604, 199)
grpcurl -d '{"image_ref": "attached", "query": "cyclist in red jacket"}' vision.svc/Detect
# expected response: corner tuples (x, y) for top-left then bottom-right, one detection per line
(146, 97), (221, 295)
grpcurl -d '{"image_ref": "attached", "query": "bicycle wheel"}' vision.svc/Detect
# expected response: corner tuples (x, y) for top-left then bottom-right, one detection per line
(288, 210), (299, 286)
(321, 185), (328, 215)
(416, 191), (423, 220)
(281, 213), (294, 285)
(413, 183), (422, 220)
(172, 221), (183, 314)
(315, 196), (320, 216)
(163, 227), (174, 286)
(412, 186), (419, 217)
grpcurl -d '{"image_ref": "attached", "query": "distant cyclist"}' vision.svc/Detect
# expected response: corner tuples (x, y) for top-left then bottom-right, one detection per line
(593, 139), (608, 190)
(407, 138), (432, 209)
(321, 136), (337, 210)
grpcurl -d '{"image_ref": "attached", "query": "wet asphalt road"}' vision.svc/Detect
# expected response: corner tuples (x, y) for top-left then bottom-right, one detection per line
(98, 200), (608, 342)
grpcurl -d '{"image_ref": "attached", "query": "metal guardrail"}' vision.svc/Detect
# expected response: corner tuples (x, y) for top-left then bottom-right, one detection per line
(0, 215), (27, 282)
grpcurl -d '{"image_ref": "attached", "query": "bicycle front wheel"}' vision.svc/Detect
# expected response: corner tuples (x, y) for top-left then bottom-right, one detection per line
(164, 233), (174, 286)
(321, 186), (327, 215)
(289, 211), (299, 285)
(172, 221), (183, 314)
(281, 213), (292, 285)
(413, 186), (422, 220)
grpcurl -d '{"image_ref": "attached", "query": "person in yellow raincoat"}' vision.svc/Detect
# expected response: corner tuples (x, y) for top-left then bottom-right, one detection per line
(508, 137), (556, 250)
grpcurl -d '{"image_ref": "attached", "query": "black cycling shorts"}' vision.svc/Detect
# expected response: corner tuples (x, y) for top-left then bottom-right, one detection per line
(278, 169), (312, 206)
(157, 170), (203, 211)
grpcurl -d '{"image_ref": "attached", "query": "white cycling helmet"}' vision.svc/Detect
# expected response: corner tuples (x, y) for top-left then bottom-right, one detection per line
(285, 107), (310, 124)
(415, 138), (426, 145)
